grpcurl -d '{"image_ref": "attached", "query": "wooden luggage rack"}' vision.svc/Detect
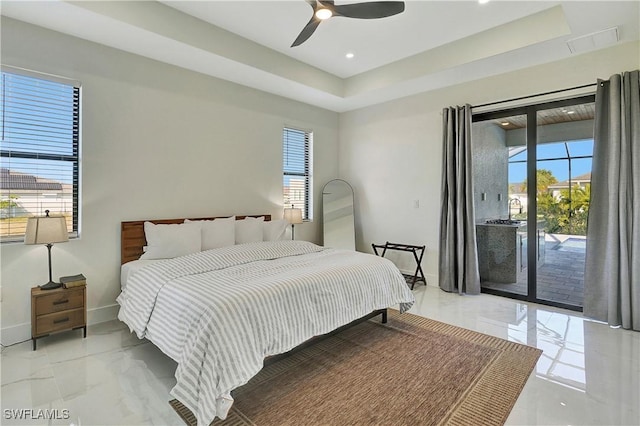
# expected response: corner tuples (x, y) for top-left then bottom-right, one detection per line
(372, 242), (426, 290)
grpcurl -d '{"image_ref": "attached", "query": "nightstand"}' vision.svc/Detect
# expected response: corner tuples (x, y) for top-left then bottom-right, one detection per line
(31, 286), (87, 350)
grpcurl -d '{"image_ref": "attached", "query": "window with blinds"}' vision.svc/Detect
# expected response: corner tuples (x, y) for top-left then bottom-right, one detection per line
(1, 70), (80, 242)
(283, 127), (313, 221)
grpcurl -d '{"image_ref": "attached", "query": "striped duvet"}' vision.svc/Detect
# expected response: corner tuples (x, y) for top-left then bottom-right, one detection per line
(117, 240), (415, 426)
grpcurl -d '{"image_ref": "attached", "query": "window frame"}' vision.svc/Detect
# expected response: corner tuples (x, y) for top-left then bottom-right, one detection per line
(1, 67), (81, 243)
(282, 126), (313, 221)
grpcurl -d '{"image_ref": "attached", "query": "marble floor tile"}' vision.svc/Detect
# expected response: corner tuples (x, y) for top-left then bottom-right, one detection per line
(1, 286), (638, 425)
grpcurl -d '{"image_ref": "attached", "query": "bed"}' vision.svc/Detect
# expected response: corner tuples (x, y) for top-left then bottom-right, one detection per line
(117, 215), (415, 426)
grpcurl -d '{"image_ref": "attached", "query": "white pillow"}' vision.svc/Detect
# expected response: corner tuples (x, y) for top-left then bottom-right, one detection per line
(140, 221), (201, 260)
(263, 219), (289, 241)
(235, 216), (265, 244)
(185, 216), (235, 250)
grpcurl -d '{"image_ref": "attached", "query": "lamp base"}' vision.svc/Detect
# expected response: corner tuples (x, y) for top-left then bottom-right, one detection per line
(40, 281), (62, 290)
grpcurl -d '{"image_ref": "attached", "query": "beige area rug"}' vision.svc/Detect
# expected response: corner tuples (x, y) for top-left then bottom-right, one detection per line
(170, 310), (541, 426)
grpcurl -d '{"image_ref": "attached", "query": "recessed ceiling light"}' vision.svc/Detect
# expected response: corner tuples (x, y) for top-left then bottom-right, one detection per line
(478, 0), (490, 4)
(315, 8), (333, 20)
(567, 111), (575, 114)
(501, 122), (510, 126)
(345, 52), (355, 59)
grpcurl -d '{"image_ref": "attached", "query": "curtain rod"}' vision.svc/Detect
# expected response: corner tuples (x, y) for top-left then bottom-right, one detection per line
(472, 82), (597, 109)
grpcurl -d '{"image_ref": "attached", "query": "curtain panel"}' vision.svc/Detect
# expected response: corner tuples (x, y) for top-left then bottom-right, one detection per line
(584, 70), (640, 331)
(439, 104), (481, 295)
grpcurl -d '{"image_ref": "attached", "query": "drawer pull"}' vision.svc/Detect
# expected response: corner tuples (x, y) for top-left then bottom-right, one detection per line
(53, 317), (69, 324)
(53, 299), (69, 305)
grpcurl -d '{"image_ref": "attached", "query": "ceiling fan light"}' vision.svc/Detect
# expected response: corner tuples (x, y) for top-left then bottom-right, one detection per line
(315, 8), (333, 20)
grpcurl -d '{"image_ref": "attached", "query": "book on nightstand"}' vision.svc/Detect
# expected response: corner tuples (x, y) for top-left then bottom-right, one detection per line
(60, 273), (87, 288)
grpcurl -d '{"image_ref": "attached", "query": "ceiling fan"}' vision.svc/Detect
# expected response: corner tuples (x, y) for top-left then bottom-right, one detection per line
(291, 0), (405, 47)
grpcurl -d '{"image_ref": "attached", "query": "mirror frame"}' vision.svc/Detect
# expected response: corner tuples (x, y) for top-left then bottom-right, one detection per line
(322, 179), (356, 250)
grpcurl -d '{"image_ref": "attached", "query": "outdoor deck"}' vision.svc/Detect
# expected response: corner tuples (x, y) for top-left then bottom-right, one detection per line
(481, 235), (586, 308)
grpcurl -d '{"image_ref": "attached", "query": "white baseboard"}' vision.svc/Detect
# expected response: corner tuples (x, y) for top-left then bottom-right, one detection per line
(0, 322), (30, 347)
(1, 303), (119, 347)
(88, 303), (119, 325)
(425, 274), (438, 287)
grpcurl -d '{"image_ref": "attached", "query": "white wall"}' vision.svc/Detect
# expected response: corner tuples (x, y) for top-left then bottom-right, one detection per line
(0, 18), (339, 344)
(338, 41), (639, 285)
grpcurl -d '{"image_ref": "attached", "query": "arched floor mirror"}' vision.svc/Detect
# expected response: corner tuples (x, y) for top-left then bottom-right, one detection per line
(322, 179), (355, 250)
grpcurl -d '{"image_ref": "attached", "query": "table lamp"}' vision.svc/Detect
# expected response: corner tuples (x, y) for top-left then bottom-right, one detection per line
(24, 210), (69, 290)
(283, 205), (303, 240)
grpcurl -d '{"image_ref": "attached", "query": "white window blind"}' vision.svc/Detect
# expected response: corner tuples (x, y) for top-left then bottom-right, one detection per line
(283, 127), (312, 220)
(1, 70), (80, 242)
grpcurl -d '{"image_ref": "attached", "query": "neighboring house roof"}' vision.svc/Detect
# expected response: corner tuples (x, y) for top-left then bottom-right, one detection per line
(0, 168), (63, 191)
(548, 172), (591, 189)
(571, 172), (592, 181)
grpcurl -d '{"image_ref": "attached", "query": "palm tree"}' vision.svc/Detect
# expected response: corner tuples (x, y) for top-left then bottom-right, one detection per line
(522, 169), (558, 195)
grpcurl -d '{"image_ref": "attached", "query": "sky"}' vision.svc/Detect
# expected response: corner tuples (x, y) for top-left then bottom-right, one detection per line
(508, 139), (593, 184)
(1, 72), (76, 185)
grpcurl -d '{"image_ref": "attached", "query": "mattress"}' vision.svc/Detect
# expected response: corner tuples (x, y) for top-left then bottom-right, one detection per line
(117, 240), (415, 425)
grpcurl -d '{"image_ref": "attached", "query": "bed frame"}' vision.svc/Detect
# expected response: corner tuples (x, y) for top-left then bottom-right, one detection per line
(119, 214), (387, 365)
(120, 215), (271, 265)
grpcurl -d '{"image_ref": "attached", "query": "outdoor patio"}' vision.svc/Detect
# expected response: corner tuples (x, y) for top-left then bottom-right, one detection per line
(481, 235), (586, 308)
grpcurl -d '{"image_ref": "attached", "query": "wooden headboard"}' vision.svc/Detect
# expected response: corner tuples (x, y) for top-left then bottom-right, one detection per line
(121, 215), (271, 265)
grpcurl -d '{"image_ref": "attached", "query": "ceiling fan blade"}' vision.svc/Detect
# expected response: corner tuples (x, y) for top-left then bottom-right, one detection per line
(333, 1), (405, 19)
(291, 17), (321, 47)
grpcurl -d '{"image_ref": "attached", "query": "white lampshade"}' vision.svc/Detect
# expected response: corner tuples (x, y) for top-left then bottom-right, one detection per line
(24, 215), (69, 245)
(283, 207), (303, 225)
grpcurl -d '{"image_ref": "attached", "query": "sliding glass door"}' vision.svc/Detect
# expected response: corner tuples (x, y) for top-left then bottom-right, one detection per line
(472, 95), (595, 311)
(535, 104), (594, 308)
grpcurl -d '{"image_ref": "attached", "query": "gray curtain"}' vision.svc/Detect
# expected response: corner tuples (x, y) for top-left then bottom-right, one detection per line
(584, 70), (640, 331)
(439, 104), (480, 295)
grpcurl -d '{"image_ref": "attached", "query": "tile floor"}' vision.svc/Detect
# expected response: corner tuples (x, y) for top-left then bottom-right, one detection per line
(2, 285), (639, 425)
